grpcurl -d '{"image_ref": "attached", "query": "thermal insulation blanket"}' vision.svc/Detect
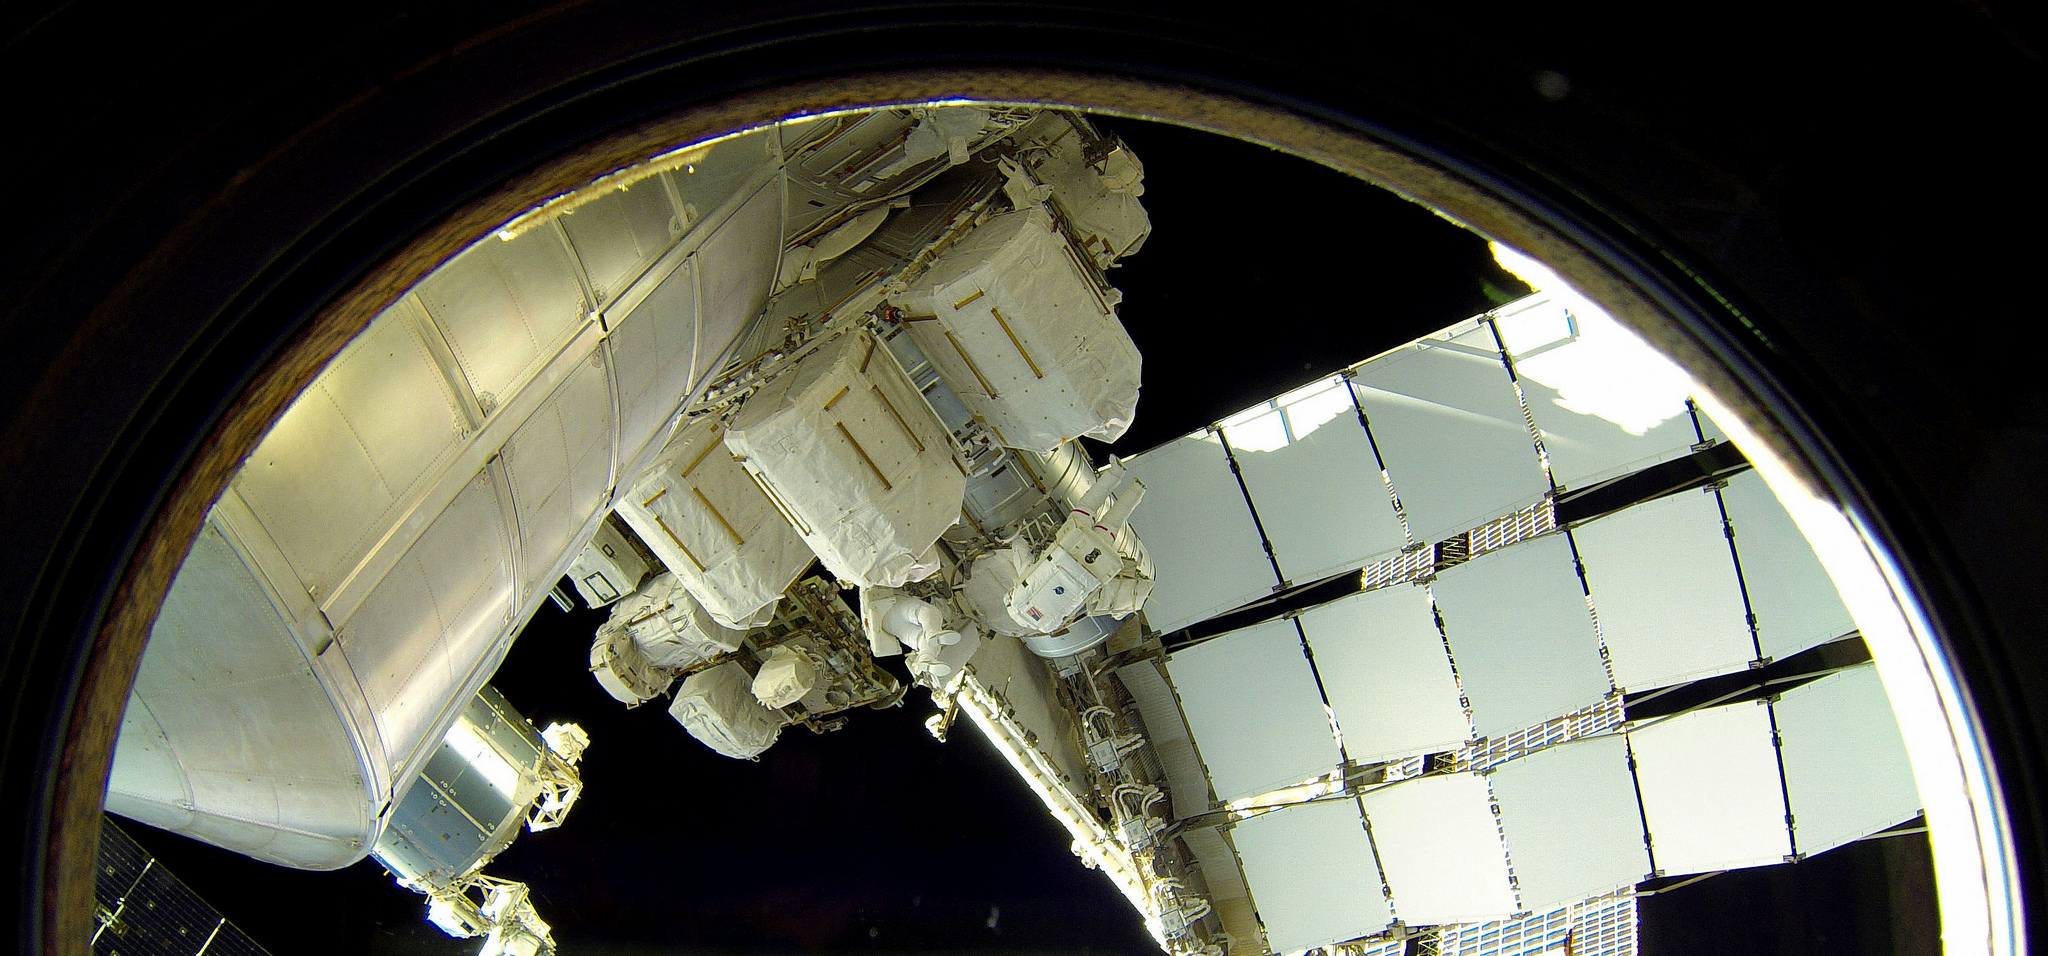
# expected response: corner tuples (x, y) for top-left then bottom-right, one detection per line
(896, 205), (1140, 455)
(669, 661), (784, 760)
(723, 330), (965, 588)
(617, 419), (816, 629)
(602, 572), (744, 669)
(590, 626), (666, 704)
(751, 645), (819, 709)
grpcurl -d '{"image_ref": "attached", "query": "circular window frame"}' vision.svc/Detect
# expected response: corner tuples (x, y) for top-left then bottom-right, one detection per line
(53, 68), (2023, 956)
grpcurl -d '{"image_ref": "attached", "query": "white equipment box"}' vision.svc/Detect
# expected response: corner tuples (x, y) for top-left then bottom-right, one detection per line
(616, 417), (818, 629)
(723, 330), (965, 588)
(895, 205), (1140, 455)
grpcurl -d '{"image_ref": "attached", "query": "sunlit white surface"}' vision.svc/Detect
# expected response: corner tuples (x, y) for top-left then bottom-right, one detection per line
(1360, 772), (1517, 925)
(1213, 376), (1357, 453)
(106, 522), (376, 868)
(1489, 245), (1694, 439)
(555, 170), (680, 306)
(441, 721), (522, 798)
(721, 330), (964, 589)
(1298, 586), (1470, 763)
(607, 256), (703, 461)
(1630, 701), (1791, 874)
(501, 352), (614, 575)
(692, 182), (785, 383)
(417, 219), (588, 411)
(230, 309), (473, 597)
(109, 131), (787, 869)
(1490, 297), (1698, 488)
(1165, 619), (1342, 802)
(1489, 734), (1650, 910)
(955, 677), (1162, 943)
(1231, 799), (1392, 952)
(1777, 662), (1923, 856)
(340, 472), (516, 775)
(896, 204), (1142, 454)
(615, 419), (815, 629)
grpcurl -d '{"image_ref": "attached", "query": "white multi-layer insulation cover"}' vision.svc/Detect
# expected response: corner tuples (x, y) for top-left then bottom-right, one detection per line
(724, 330), (965, 588)
(590, 626), (667, 705)
(1037, 135), (1152, 268)
(591, 574), (743, 704)
(669, 661), (785, 760)
(895, 205), (1140, 455)
(565, 519), (649, 607)
(613, 572), (745, 666)
(616, 418), (816, 628)
(751, 645), (819, 708)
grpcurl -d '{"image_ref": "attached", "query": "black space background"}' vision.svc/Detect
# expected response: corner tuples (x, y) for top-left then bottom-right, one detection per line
(117, 118), (1935, 956)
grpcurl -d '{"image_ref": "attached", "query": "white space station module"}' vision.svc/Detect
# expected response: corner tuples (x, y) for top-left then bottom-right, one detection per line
(103, 104), (1928, 956)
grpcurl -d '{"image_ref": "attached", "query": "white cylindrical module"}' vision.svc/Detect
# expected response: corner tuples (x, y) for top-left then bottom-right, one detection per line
(371, 687), (572, 893)
(106, 125), (788, 869)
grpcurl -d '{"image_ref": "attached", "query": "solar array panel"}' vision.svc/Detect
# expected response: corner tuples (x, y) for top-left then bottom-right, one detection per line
(93, 818), (272, 956)
(1165, 619), (1344, 803)
(1230, 800), (1393, 953)
(1138, 299), (1905, 954)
